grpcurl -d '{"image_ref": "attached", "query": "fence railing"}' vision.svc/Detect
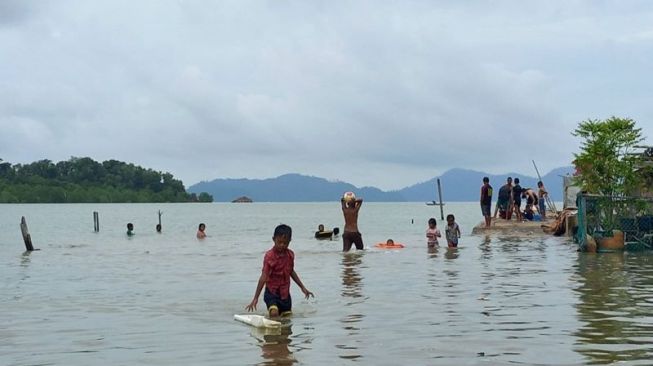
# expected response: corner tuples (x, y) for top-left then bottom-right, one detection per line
(575, 193), (653, 251)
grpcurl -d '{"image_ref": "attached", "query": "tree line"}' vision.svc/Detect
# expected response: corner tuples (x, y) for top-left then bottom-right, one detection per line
(0, 157), (213, 203)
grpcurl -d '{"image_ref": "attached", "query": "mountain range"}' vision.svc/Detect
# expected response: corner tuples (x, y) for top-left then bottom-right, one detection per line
(188, 166), (575, 202)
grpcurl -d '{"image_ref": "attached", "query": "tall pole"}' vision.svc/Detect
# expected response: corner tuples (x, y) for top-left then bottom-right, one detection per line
(437, 178), (444, 220)
(532, 160), (558, 213)
(532, 160), (543, 182)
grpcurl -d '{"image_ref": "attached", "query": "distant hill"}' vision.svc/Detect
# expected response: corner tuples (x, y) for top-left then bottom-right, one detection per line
(189, 173), (405, 202)
(188, 167), (575, 202)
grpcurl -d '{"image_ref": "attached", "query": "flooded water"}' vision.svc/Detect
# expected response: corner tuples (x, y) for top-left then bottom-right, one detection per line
(1, 203), (652, 365)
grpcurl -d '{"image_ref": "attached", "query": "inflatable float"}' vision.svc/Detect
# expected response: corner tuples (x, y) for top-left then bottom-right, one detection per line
(374, 242), (405, 249)
(234, 314), (282, 328)
(315, 227), (339, 240)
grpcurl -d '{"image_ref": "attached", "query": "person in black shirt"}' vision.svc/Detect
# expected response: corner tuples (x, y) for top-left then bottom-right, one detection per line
(512, 178), (523, 221)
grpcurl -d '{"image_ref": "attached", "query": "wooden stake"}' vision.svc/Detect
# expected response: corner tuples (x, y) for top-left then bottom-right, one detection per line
(93, 211), (99, 232)
(20, 216), (35, 251)
(156, 210), (163, 232)
(437, 178), (445, 220)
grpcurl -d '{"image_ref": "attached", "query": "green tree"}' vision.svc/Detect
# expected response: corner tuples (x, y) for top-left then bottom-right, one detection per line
(572, 117), (643, 196)
(198, 192), (214, 202)
(0, 157), (193, 203)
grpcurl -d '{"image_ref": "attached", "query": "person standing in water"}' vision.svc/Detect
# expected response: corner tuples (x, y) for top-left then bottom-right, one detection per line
(341, 192), (364, 251)
(426, 218), (441, 247)
(245, 224), (314, 317)
(445, 214), (461, 248)
(196, 223), (207, 239)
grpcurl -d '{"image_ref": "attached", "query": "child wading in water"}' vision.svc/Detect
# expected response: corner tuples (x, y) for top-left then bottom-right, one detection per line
(246, 224), (314, 318)
(426, 218), (441, 247)
(196, 223), (207, 239)
(445, 214), (461, 248)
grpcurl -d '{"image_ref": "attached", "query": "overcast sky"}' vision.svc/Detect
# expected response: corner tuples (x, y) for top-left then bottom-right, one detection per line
(1, 1), (652, 190)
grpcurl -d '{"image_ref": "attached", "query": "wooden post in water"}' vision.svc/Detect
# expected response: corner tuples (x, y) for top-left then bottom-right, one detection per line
(93, 211), (100, 232)
(20, 216), (35, 251)
(156, 210), (163, 232)
(437, 179), (445, 220)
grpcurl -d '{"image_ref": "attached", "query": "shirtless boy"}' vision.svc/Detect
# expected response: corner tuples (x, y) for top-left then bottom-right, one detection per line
(341, 193), (364, 251)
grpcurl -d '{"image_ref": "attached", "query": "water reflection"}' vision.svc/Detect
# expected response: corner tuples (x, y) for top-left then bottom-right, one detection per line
(574, 252), (653, 364)
(338, 253), (365, 360)
(252, 325), (296, 365)
(497, 236), (523, 253)
(479, 235), (492, 260)
(444, 247), (459, 260)
(21, 251), (32, 267)
(427, 245), (439, 258)
(341, 253), (364, 300)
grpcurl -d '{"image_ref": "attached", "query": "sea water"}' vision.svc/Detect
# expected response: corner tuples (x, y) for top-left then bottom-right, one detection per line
(1, 203), (652, 365)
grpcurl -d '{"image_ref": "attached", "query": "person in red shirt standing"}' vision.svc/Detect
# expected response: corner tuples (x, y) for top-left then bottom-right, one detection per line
(246, 224), (314, 317)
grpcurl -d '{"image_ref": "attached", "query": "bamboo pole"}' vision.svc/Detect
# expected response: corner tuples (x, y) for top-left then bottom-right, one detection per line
(437, 178), (444, 220)
(532, 160), (558, 214)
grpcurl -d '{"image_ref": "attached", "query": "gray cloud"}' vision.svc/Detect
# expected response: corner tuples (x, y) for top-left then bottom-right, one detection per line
(1, 1), (652, 190)
(0, 0), (37, 27)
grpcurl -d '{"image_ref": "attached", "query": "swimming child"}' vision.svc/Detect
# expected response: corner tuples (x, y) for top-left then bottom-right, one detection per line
(126, 223), (134, 236)
(445, 214), (461, 248)
(426, 218), (441, 247)
(246, 224), (314, 318)
(197, 223), (207, 239)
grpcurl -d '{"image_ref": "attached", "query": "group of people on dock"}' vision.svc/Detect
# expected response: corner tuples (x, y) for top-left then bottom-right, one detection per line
(480, 176), (548, 228)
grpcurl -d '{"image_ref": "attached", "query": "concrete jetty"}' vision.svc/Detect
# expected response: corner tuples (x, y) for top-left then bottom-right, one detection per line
(471, 218), (551, 236)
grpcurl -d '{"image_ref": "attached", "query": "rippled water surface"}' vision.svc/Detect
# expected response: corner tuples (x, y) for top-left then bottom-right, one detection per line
(1, 203), (652, 365)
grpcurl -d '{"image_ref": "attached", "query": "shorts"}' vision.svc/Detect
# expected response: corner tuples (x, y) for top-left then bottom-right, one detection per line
(513, 199), (521, 208)
(447, 236), (458, 247)
(264, 288), (292, 315)
(497, 198), (508, 210)
(343, 231), (364, 251)
(481, 203), (491, 217)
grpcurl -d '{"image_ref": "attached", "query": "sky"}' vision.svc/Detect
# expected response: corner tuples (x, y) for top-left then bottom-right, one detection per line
(1, 1), (652, 190)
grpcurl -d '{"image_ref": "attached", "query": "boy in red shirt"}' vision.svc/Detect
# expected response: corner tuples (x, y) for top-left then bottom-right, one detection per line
(246, 224), (314, 317)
